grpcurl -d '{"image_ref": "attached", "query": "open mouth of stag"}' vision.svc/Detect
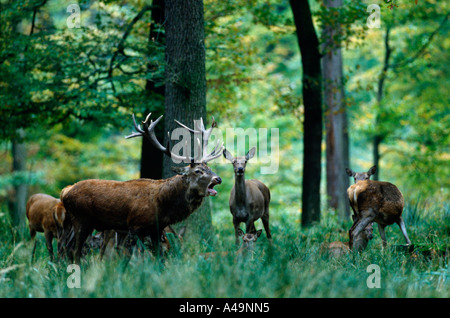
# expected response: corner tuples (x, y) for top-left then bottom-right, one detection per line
(206, 179), (221, 196)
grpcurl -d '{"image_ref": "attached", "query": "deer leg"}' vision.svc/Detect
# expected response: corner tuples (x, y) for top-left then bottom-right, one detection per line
(233, 219), (241, 245)
(74, 225), (92, 264)
(31, 239), (37, 263)
(246, 220), (258, 236)
(100, 230), (114, 260)
(261, 212), (272, 243)
(44, 230), (54, 261)
(351, 211), (376, 243)
(378, 224), (387, 249)
(29, 227), (37, 262)
(396, 217), (412, 245)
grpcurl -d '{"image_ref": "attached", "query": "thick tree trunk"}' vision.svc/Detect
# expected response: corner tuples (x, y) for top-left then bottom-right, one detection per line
(163, 0), (212, 239)
(290, 0), (323, 227)
(322, 0), (350, 220)
(140, 0), (165, 180)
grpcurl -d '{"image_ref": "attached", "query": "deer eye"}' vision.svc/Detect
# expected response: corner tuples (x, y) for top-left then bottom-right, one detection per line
(195, 169), (203, 174)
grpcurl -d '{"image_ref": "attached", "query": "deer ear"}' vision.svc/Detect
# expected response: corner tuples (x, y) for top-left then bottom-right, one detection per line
(345, 168), (354, 177)
(171, 166), (190, 175)
(237, 228), (244, 237)
(368, 165), (377, 176)
(246, 147), (256, 161)
(255, 229), (262, 238)
(223, 148), (234, 162)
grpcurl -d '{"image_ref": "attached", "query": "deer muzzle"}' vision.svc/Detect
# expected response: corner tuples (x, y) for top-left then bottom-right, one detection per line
(207, 176), (222, 196)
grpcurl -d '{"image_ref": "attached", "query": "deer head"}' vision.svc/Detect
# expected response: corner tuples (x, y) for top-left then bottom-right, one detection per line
(126, 113), (223, 196)
(223, 147), (256, 176)
(237, 228), (262, 249)
(346, 165), (377, 183)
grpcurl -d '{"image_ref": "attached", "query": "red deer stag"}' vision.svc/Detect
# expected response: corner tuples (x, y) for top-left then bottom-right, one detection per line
(223, 147), (271, 245)
(26, 194), (66, 260)
(346, 165), (411, 249)
(62, 113), (223, 263)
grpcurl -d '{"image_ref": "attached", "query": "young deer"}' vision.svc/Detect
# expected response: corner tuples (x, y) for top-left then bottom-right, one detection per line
(223, 147), (272, 245)
(26, 194), (66, 260)
(200, 228), (263, 260)
(346, 165), (411, 249)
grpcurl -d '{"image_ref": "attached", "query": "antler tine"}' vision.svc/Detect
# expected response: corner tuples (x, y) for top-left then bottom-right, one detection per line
(125, 113), (146, 139)
(200, 116), (218, 158)
(172, 116), (222, 163)
(126, 113), (190, 162)
(174, 119), (201, 134)
(202, 141), (224, 163)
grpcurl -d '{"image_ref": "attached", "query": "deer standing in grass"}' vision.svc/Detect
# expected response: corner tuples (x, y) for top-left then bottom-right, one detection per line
(62, 113), (223, 263)
(223, 147), (272, 245)
(346, 165), (411, 249)
(26, 194), (66, 260)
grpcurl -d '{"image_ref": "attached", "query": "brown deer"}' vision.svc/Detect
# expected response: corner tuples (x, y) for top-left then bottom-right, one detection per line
(62, 113), (223, 263)
(26, 193), (66, 260)
(223, 147), (271, 245)
(346, 165), (411, 249)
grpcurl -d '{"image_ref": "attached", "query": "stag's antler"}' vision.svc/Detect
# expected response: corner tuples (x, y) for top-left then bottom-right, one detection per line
(126, 113), (223, 164)
(175, 117), (223, 163)
(126, 113), (195, 162)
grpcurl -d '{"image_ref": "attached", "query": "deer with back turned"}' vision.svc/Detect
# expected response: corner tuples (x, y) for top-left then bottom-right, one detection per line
(26, 193), (67, 260)
(223, 147), (272, 245)
(62, 113), (223, 263)
(346, 165), (411, 249)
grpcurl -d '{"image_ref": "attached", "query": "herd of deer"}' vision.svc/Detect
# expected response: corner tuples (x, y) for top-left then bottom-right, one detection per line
(25, 113), (412, 264)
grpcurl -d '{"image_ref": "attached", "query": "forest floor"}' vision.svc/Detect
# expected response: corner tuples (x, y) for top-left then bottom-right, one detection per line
(0, 199), (448, 298)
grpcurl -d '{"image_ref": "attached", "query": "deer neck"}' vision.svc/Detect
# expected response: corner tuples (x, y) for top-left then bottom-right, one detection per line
(159, 175), (204, 224)
(234, 174), (247, 207)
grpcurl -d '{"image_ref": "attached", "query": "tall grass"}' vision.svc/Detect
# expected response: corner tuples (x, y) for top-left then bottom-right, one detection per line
(0, 199), (448, 298)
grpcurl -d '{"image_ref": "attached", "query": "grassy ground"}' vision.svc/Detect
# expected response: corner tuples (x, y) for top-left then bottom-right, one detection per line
(0, 199), (448, 298)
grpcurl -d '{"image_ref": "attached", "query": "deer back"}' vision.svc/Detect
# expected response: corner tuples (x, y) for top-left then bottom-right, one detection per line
(26, 194), (60, 234)
(348, 180), (404, 224)
(63, 175), (191, 234)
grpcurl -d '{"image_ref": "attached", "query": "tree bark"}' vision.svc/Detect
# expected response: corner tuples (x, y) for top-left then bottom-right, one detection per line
(322, 0), (350, 220)
(290, 0), (323, 227)
(163, 0), (212, 239)
(140, 0), (165, 180)
(373, 26), (392, 181)
(8, 129), (27, 229)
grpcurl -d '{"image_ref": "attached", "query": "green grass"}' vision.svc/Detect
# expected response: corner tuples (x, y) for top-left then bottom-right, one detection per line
(0, 199), (448, 298)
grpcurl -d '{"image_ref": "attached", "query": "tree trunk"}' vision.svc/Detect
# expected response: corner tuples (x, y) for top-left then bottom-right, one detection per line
(373, 26), (392, 181)
(322, 0), (350, 220)
(140, 0), (165, 180)
(163, 0), (212, 240)
(290, 0), (323, 227)
(8, 129), (27, 230)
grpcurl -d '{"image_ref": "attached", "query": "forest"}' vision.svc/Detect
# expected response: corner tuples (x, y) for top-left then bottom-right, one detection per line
(0, 0), (448, 300)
